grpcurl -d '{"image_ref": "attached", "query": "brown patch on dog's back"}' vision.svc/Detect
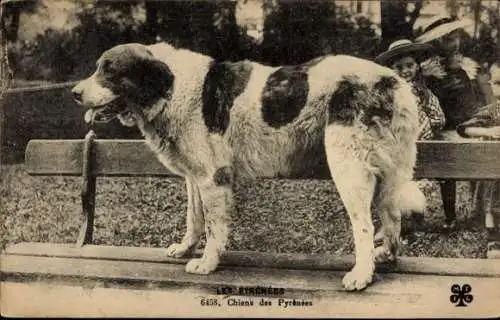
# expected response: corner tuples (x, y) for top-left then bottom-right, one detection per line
(373, 76), (398, 105)
(260, 57), (326, 128)
(202, 61), (253, 134)
(328, 75), (397, 126)
(328, 75), (366, 125)
(261, 66), (308, 128)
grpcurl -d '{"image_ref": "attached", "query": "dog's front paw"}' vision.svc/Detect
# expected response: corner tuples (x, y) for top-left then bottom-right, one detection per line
(185, 257), (218, 275)
(374, 246), (396, 263)
(165, 243), (193, 258)
(342, 265), (374, 291)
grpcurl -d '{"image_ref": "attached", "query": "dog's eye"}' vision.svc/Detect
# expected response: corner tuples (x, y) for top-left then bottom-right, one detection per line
(101, 60), (114, 73)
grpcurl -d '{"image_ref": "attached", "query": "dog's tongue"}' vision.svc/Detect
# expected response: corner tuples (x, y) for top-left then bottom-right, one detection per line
(84, 109), (96, 124)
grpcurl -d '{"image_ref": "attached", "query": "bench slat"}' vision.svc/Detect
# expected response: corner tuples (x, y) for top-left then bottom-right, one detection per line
(25, 139), (174, 177)
(25, 139), (83, 176)
(25, 139), (500, 179)
(414, 141), (500, 179)
(5, 242), (500, 277)
(2, 250), (499, 297)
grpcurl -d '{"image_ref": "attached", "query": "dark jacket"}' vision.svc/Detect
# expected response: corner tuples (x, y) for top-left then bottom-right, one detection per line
(425, 65), (486, 131)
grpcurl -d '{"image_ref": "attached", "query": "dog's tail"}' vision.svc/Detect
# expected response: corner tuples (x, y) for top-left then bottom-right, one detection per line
(387, 74), (426, 216)
(357, 69), (425, 215)
(397, 181), (427, 214)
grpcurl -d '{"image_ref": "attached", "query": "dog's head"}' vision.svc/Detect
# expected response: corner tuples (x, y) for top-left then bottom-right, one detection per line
(72, 43), (174, 124)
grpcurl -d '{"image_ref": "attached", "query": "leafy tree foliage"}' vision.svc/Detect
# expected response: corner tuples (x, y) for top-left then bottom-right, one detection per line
(380, 0), (423, 49)
(7, 0), (381, 81)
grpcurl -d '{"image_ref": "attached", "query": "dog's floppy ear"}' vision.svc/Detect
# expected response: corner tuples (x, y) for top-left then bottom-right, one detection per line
(141, 56), (175, 94)
(123, 48), (175, 105)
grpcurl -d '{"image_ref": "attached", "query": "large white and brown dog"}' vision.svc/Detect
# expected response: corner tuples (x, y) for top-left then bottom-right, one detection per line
(72, 42), (426, 291)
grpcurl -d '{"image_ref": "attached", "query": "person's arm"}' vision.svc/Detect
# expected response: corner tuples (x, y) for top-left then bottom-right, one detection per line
(456, 105), (499, 138)
(420, 56), (447, 79)
(456, 66), (500, 138)
(460, 126), (500, 139)
(418, 108), (434, 140)
(420, 90), (446, 136)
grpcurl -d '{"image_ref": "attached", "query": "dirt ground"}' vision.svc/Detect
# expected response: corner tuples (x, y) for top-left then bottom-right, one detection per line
(0, 164), (488, 258)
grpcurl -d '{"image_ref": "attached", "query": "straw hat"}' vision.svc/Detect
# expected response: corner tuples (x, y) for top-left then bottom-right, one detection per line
(414, 15), (472, 43)
(375, 39), (434, 66)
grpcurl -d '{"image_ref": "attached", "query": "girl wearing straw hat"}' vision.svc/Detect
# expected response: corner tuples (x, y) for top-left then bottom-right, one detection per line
(415, 15), (500, 257)
(375, 39), (446, 141)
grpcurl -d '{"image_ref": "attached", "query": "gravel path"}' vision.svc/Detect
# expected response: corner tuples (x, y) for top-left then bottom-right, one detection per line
(1, 164), (488, 258)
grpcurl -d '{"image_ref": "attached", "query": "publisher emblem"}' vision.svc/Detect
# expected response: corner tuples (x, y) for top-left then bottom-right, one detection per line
(450, 284), (473, 307)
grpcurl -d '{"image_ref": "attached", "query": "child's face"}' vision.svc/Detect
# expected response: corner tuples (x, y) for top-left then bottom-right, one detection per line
(438, 30), (461, 54)
(391, 56), (419, 82)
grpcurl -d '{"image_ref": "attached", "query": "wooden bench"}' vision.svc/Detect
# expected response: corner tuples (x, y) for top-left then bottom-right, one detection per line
(2, 132), (500, 315)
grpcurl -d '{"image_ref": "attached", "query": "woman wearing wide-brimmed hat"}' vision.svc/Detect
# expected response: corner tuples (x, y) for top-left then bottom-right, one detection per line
(414, 15), (500, 140)
(415, 15), (500, 258)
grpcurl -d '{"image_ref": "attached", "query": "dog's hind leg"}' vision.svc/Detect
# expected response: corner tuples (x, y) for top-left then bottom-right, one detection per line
(374, 180), (426, 263)
(324, 128), (377, 291)
(185, 167), (233, 274)
(166, 177), (205, 258)
(372, 180), (401, 263)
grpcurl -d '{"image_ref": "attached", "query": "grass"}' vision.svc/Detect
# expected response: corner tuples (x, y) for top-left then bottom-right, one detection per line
(0, 163), (489, 258)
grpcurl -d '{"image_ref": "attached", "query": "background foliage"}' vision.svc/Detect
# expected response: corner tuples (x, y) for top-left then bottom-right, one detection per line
(4, 0), (499, 81)
(6, 0), (383, 81)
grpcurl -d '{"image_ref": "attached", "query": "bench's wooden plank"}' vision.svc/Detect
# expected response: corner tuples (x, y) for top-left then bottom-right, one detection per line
(1, 254), (344, 292)
(2, 253), (500, 296)
(26, 139), (500, 179)
(5, 243), (500, 277)
(25, 140), (84, 176)
(414, 141), (500, 179)
(25, 139), (174, 177)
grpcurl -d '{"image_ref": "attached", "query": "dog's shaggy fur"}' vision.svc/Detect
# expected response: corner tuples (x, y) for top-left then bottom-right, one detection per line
(72, 42), (426, 291)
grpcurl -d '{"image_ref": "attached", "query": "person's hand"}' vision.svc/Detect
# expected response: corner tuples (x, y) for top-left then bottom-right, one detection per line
(474, 126), (500, 140)
(485, 126), (500, 140)
(421, 57), (447, 79)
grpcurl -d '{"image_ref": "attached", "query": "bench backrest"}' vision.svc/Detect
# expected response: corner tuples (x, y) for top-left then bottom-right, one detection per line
(24, 139), (500, 180)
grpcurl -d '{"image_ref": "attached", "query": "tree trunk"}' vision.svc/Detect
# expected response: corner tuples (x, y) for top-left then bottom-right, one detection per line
(446, 0), (460, 18)
(144, 1), (161, 43)
(471, 0), (481, 40)
(1, 4), (20, 42)
(380, 0), (422, 50)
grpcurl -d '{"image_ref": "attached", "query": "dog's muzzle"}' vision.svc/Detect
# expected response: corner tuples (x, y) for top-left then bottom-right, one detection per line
(72, 83), (122, 124)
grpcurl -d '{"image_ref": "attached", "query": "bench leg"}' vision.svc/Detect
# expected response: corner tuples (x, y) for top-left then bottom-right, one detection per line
(77, 175), (96, 247)
(474, 181), (496, 228)
(77, 130), (97, 247)
(439, 180), (456, 229)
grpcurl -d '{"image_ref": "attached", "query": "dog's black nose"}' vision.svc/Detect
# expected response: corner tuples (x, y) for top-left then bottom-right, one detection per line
(72, 87), (82, 102)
